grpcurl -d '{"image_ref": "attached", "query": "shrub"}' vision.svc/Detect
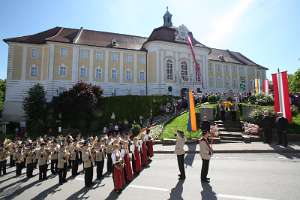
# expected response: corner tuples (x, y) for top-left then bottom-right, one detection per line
(207, 95), (218, 104)
(131, 122), (141, 137)
(249, 107), (275, 124)
(248, 95), (257, 104)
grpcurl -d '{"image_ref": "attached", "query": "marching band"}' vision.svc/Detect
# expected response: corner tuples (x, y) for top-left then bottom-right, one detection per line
(0, 130), (154, 193)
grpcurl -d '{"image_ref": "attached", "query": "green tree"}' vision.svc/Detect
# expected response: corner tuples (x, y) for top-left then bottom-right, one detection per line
(23, 84), (47, 137)
(52, 82), (103, 134)
(0, 79), (6, 113)
(289, 69), (300, 93)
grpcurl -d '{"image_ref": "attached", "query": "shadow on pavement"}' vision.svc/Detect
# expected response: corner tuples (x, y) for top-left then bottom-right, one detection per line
(169, 179), (184, 200)
(184, 144), (197, 167)
(268, 143), (300, 159)
(201, 182), (217, 200)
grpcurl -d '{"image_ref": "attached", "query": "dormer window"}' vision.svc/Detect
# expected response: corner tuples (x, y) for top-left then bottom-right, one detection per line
(112, 39), (118, 47)
(218, 55), (225, 61)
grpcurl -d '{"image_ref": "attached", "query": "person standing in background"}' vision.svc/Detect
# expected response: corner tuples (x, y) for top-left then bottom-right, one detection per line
(175, 130), (186, 180)
(275, 112), (289, 147)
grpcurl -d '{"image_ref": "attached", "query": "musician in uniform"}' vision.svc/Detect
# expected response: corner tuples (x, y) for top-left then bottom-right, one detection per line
(25, 144), (34, 178)
(111, 144), (125, 193)
(37, 142), (49, 181)
(70, 141), (79, 177)
(121, 140), (133, 182)
(175, 130), (186, 180)
(15, 145), (24, 176)
(0, 145), (7, 176)
(145, 129), (154, 160)
(93, 139), (105, 180)
(50, 141), (58, 175)
(131, 137), (141, 175)
(106, 136), (113, 174)
(57, 143), (69, 185)
(199, 131), (213, 183)
(81, 141), (94, 187)
(140, 133), (148, 167)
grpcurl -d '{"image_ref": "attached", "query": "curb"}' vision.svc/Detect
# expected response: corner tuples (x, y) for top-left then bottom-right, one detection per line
(154, 150), (300, 154)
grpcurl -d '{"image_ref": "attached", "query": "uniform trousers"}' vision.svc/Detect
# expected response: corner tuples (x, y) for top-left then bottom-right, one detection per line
(26, 163), (34, 178)
(277, 130), (288, 147)
(84, 166), (93, 187)
(71, 160), (79, 176)
(16, 162), (23, 176)
(201, 159), (210, 180)
(58, 164), (67, 184)
(107, 153), (112, 173)
(177, 154), (185, 178)
(51, 159), (58, 174)
(95, 160), (104, 179)
(0, 160), (7, 176)
(39, 164), (48, 180)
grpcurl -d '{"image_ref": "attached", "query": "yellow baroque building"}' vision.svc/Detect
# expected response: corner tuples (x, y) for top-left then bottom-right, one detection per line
(3, 10), (267, 121)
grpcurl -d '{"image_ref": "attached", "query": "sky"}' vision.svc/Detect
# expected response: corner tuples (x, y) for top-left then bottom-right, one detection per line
(0, 0), (299, 80)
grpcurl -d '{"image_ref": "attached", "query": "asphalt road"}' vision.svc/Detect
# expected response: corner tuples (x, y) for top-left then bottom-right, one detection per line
(0, 153), (300, 200)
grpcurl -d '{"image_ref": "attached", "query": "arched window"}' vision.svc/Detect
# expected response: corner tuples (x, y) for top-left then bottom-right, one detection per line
(181, 61), (188, 81)
(166, 59), (173, 80)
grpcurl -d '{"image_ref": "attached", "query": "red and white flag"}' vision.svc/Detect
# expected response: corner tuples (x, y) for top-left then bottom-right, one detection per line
(262, 79), (270, 95)
(271, 71), (292, 122)
(187, 36), (201, 83)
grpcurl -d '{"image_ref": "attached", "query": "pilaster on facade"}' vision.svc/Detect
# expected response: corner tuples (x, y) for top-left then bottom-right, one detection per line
(72, 45), (79, 82)
(155, 50), (160, 84)
(21, 46), (27, 80)
(133, 53), (137, 83)
(120, 52), (123, 83)
(89, 48), (94, 81)
(48, 44), (55, 81)
(104, 50), (109, 82)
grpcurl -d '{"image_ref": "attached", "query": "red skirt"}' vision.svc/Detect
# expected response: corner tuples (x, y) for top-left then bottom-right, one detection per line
(124, 154), (133, 182)
(146, 140), (154, 157)
(134, 148), (142, 173)
(141, 142), (148, 166)
(113, 165), (125, 191)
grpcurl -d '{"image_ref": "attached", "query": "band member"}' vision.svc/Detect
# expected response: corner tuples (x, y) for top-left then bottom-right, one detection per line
(37, 142), (49, 181)
(122, 141), (133, 182)
(10, 143), (16, 167)
(140, 133), (148, 167)
(25, 144), (34, 178)
(0, 145), (7, 176)
(57, 143), (69, 185)
(93, 139), (105, 180)
(112, 144), (125, 193)
(106, 136), (113, 174)
(145, 129), (154, 159)
(275, 112), (289, 147)
(199, 131), (213, 183)
(175, 130), (186, 180)
(82, 141), (94, 187)
(15, 145), (24, 176)
(131, 137), (142, 175)
(70, 141), (79, 177)
(50, 141), (58, 175)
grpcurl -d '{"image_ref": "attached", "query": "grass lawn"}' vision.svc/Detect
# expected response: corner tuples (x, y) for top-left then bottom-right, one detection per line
(161, 111), (202, 140)
(289, 113), (300, 134)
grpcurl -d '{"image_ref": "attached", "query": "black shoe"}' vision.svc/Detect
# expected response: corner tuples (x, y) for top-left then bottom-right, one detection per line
(178, 176), (186, 180)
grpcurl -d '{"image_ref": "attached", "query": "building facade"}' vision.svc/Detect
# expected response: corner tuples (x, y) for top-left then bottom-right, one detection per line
(3, 10), (267, 121)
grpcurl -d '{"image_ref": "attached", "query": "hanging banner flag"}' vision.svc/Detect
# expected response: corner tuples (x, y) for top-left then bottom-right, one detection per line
(262, 79), (270, 95)
(272, 71), (292, 122)
(255, 79), (259, 95)
(187, 89), (197, 132)
(186, 36), (201, 84)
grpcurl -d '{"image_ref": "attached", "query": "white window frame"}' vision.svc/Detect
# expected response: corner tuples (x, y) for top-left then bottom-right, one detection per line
(59, 64), (67, 77)
(126, 69), (132, 81)
(60, 48), (68, 58)
(112, 68), (117, 80)
(31, 48), (39, 59)
(111, 52), (119, 62)
(80, 66), (87, 77)
(139, 71), (145, 81)
(79, 49), (89, 59)
(31, 64), (38, 77)
(96, 51), (104, 61)
(126, 55), (133, 63)
(95, 67), (102, 79)
(166, 59), (173, 80)
(181, 61), (188, 81)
